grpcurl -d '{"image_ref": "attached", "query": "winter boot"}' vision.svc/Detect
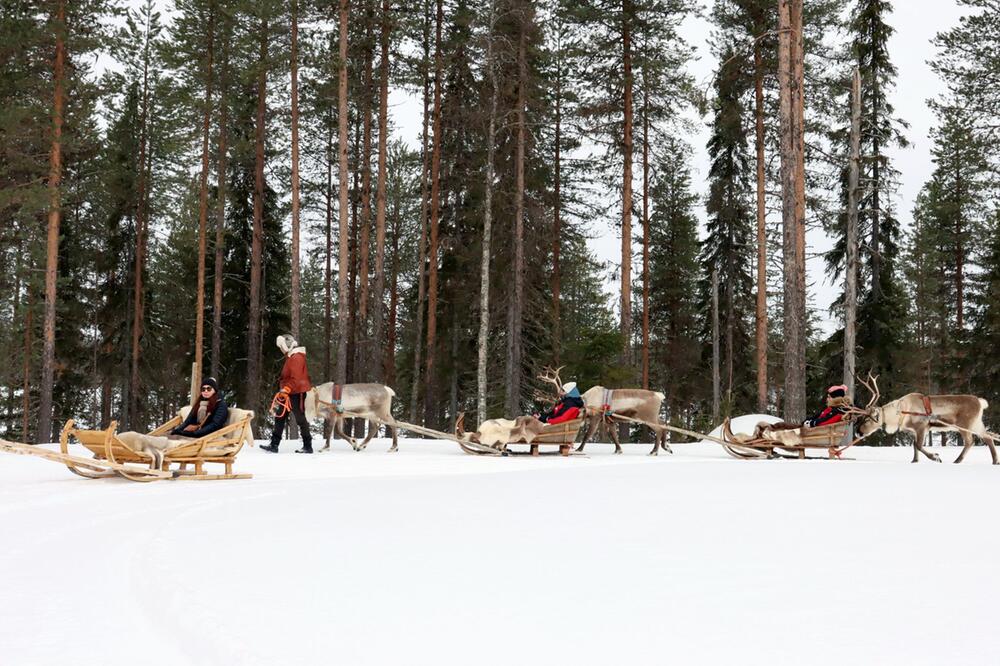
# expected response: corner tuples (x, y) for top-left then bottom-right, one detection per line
(295, 429), (313, 454)
(260, 443), (279, 453)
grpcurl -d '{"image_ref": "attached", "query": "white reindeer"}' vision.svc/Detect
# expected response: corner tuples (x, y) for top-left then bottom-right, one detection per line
(305, 382), (398, 452)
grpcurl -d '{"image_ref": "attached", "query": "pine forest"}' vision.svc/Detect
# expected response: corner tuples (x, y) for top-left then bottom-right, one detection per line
(3, 0), (999, 444)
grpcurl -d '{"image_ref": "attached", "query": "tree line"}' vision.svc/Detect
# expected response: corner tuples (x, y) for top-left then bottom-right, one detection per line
(1, 0), (998, 443)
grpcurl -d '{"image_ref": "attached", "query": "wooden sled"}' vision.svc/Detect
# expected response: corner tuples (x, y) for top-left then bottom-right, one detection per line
(720, 418), (857, 460)
(53, 408), (255, 481)
(501, 417), (586, 457)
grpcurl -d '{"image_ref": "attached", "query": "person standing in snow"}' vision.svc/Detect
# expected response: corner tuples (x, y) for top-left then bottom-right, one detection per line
(537, 382), (585, 424)
(260, 334), (314, 454)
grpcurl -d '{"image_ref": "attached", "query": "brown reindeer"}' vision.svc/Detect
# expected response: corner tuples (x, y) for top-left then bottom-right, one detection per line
(853, 375), (998, 464)
(537, 367), (671, 455)
(304, 382), (398, 452)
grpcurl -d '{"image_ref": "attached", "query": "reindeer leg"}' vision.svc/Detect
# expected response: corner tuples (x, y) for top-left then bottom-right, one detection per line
(913, 425), (941, 463)
(388, 423), (398, 452)
(359, 420), (377, 451)
(335, 417), (359, 451)
(608, 418), (623, 454)
(978, 429), (1000, 464)
(955, 430), (974, 464)
(648, 426), (658, 456)
(576, 418), (599, 452)
(656, 428), (673, 455)
(319, 417), (332, 451)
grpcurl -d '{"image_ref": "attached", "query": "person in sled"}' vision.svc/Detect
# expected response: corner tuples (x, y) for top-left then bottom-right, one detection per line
(537, 382), (585, 425)
(803, 384), (852, 428)
(170, 377), (229, 438)
(260, 334), (314, 454)
(751, 385), (852, 439)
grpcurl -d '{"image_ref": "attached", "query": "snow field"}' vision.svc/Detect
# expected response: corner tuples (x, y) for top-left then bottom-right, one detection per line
(1, 416), (999, 665)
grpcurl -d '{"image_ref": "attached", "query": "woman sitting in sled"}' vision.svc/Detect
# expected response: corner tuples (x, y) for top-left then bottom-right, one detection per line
(170, 377), (229, 439)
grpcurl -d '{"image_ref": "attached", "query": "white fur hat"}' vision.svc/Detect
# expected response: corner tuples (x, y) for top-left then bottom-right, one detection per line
(277, 334), (297, 354)
(561, 381), (577, 394)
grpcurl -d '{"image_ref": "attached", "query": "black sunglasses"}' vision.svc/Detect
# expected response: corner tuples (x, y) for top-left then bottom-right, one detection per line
(200, 386), (215, 392)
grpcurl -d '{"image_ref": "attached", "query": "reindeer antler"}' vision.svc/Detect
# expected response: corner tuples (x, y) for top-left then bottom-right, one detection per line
(842, 370), (881, 420)
(857, 370), (881, 410)
(536, 365), (565, 401)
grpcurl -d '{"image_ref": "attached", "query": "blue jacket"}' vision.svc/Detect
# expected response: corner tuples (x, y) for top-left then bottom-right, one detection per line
(171, 397), (229, 438)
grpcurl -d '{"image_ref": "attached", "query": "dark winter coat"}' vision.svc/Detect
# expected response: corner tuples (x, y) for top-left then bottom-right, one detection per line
(171, 397), (229, 438)
(540, 395), (585, 424)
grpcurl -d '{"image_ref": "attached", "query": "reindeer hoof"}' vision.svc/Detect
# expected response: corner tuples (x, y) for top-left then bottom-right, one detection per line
(389, 446), (398, 453)
(664, 446), (674, 455)
(614, 449), (623, 455)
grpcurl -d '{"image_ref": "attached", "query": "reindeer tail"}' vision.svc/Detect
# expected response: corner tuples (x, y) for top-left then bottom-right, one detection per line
(385, 387), (396, 398)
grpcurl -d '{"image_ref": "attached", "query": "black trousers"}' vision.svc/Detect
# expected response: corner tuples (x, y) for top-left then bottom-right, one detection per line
(270, 392), (312, 449)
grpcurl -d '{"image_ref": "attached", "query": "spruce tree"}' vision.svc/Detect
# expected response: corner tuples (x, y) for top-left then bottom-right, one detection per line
(700, 48), (755, 414)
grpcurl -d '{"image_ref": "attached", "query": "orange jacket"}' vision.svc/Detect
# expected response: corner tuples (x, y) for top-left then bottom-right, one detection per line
(279, 349), (312, 394)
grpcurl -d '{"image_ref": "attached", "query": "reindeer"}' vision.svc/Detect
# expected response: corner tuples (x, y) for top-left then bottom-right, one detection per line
(304, 383), (398, 452)
(852, 374), (998, 464)
(536, 367), (671, 455)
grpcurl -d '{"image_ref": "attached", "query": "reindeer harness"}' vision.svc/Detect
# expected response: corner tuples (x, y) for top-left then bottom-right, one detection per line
(900, 394), (937, 420)
(314, 384), (345, 414)
(601, 389), (614, 417)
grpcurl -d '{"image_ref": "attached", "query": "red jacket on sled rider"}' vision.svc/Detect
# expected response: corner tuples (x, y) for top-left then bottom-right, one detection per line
(804, 385), (851, 428)
(537, 382), (585, 425)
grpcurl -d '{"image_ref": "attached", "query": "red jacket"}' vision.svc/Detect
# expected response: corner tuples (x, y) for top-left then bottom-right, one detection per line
(279, 349), (312, 394)
(805, 406), (845, 428)
(540, 395), (584, 425)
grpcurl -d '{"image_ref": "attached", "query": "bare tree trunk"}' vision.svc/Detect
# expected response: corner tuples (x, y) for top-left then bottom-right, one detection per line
(712, 269), (720, 422)
(386, 194), (400, 386)
(38, 0), (66, 443)
(372, 0), (391, 383)
(128, 9), (153, 431)
(844, 67), (860, 395)
(22, 277), (33, 440)
(753, 39), (768, 413)
(290, 0), (302, 339)
(424, 0), (443, 426)
(410, 2), (431, 422)
(336, 0), (351, 385)
(552, 59), (562, 365)
(195, 5), (215, 382)
(504, 16), (527, 416)
(325, 113), (334, 380)
(620, 0), (634, 377)
(357, 15), (374, 382)
(641, 55), (650, 390)
(778, 0), (806, 421)
(212, 25), (230, 380)
(477, 0), (499, 426)
(247, 16), (269, 413)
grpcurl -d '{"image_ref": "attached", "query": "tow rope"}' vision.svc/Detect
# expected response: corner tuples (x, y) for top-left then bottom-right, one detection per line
(270, 387), (293, 418)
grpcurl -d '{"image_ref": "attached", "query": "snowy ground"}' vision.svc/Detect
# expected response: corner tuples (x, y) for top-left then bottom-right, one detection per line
(3, 415), (999, 665)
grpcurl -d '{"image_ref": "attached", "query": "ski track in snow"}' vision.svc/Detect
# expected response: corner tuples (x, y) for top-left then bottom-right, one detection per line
(2, 417), (999, 665)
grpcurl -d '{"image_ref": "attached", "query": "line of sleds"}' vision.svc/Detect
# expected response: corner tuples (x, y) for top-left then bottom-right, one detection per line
(0, 390), (874, 484)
